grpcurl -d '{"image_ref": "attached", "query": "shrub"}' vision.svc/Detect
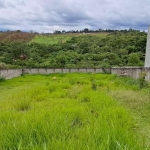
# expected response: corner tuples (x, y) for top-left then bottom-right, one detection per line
(139, 72), (147, 89)
(0, 76), (5, 82)
(0, 63), (9, 69)
(90, 77), (97, 91)
(81, 96), (90, 102)
(14, 99), (31, 111)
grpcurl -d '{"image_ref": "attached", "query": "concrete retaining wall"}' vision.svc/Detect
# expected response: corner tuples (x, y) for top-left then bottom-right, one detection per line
(23, 68), (111, 75)
(111, 67), (150, 81)
(0, 68), (111, 79)
(1, 67), (150, 81)
(0, 69), (22, 79)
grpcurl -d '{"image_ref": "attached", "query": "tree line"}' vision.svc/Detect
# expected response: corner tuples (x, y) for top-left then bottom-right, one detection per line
(0, 30), (147, 69)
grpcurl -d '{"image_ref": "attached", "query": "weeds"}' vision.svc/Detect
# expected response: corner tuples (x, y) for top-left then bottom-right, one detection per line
(90, 77), (97, 90)
(0, 73), (149, 150)
(81, 96), (90, 103)
(139, 72), (147, 89)
(14, 98), (31, 111)
(48, 85), (57, 93)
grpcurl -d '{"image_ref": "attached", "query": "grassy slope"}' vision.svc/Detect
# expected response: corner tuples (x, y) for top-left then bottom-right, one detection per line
(29, 34), (71, 45)
(0, 32), (75, 44)
(0, 74), (150, 149)
(0, 32), (109, 44)
(0, 32), (111, 46)
(29, 33), (109, 45)
(0, 32), (35, 43)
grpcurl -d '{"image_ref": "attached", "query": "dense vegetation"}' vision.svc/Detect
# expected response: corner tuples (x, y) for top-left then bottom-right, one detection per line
(0, 73), (150, 149)
(0, 29), (147, 69)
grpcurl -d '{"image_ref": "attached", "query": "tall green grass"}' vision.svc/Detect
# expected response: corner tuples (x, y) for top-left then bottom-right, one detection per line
(29, 33), (108, 45)
(30, 34), (72, 45)
(0, 73), (149, 149)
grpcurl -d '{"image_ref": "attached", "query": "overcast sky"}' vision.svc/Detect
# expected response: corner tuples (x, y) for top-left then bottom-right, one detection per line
(0, 0), (150, 33)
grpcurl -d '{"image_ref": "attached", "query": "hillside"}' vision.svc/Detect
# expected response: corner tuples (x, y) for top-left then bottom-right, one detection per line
(29, 32), (108, 45)
(0, 31), (35, 43)
(0, 30), (147, 69)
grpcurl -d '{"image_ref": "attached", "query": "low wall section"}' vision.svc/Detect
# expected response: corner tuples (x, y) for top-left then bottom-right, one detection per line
(1, 67), (150, 81)
(111, 67), (150, 81)
(0, 69), (22, 79)
(0, 68), (110, 79)
(23, 68), (111, 74)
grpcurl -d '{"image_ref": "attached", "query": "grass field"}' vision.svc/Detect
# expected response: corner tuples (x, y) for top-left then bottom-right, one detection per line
(29, 33), (108, 45)
(30, 34), (74, 45)
(0, 73), (150, 149)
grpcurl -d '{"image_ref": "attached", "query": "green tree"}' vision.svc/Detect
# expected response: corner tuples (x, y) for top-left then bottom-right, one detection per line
(127, 53), (142, 66)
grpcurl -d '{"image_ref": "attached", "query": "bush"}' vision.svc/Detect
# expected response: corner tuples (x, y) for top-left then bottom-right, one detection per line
(0, 76), (5, 82)
(14, 99), (31, 111)
(127, 53), (143, 66)
(90, 77), (97, 91)
(0, 63), (9, 69)
(139, 72), (147, 89)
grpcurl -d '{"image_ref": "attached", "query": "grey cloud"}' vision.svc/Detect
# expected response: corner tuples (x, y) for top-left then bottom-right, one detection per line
(0, 0), (150, 33)
(6, 2), (16, 8)
(62, 13), (91, 23)
(40, 1), (92, 25)
(0, 1), (6, 8)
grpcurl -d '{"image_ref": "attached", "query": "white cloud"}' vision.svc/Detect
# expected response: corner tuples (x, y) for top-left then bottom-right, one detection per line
(0, 0), (150, 32)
